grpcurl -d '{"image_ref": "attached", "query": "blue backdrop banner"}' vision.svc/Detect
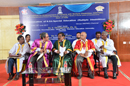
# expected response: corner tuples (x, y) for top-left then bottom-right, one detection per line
(19, 3), (109, 43)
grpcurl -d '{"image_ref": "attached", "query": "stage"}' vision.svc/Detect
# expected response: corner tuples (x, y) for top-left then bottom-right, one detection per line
(0, 62), (130, 86)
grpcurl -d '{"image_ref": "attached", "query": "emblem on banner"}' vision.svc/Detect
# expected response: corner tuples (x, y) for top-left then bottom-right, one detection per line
(95, 6), (104, 11)
(21, 9), (28, 15)
(58, 6), (63, 14)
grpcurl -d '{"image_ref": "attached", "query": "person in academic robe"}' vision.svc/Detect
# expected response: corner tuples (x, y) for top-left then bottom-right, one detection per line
(72, 32), (81, 49)
(27, 32), (53, 78)
(99, 31), (121, 79)
(5, 35), (30, 80)
(52, 32), (73, 75)
(91, 31), (102, 68)
(73, 32), (95, 79)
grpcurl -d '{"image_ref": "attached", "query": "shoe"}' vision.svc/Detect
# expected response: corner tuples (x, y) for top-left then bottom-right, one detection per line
(104, 73), (108, 79)
(113, 73), (117, 79)
(94, 65), (97, 69)
(8, 73), (15, 80)
(14, 75), (19, 80)
(88, 73), (94, 79)
(77, 75), (82, 79)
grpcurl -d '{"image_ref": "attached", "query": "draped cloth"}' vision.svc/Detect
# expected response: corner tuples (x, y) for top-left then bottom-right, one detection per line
(28, 3), (94, 15)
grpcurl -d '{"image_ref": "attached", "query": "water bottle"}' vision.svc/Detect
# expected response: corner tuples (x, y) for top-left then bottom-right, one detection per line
(28, 62), (32, 73)
(64, 61), (67, 72)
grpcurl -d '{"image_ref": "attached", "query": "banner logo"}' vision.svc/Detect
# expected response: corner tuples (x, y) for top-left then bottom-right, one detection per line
(95, 6), (104, 11)
(21, 9), (28, 15)
(58, 6), (63, 14)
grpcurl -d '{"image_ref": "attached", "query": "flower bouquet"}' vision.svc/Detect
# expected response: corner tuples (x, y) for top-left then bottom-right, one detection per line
(103, 20), (114, 34)
(15, 24), (26, 35)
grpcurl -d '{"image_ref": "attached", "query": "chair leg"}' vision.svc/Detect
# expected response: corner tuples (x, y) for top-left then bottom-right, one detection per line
(96, 60), (100, 76)
(116, 66), (119, 76)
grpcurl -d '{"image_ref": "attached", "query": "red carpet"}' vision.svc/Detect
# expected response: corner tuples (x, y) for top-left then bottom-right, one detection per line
(119, 62), (130, 77)
(0, 62), (130, 86)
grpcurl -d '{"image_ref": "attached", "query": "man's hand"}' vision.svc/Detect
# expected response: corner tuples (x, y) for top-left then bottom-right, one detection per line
(113, 51), (117, 54)
(84, 51), (88, 57)
(100, 50), (104, 54)
(40, 49), (44, 53)
(100, 45), (104, 49)
(64, 51), (68, 55)
(56, 50), (60, 54)
(18, 54), (22, 57)
(44, 50), (47, 54)
(80, 53), (84, 57)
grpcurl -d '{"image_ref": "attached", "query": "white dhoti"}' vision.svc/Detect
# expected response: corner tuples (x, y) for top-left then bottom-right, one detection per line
(99, 54), (121, 68)
(5, 57), (25, 73)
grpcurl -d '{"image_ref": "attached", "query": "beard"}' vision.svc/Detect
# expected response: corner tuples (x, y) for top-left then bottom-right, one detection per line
(96, 37), (100, 39)
(77, 37), (80, 39)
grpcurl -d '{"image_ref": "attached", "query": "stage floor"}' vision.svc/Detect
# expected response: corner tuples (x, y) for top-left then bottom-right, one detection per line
(0, 62), (130, 86)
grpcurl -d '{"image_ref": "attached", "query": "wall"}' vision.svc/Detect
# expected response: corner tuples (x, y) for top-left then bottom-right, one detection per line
(110, 1), (130, 61)
(0, 7), (19, 60)
(0, 15), (19, 60)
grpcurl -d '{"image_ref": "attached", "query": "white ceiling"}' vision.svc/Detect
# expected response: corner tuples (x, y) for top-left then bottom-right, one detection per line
(0, 0), (130, 7)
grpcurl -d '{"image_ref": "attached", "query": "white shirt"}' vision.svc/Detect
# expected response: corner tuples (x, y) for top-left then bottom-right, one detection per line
(28, 41), (33, 47)
(91, 38), (102, 51)
(76, 39), (94, 55)
(54, 39), (69, 54)
(101, 38), (116, 55)
(9, 42), (30, 56)
(72, 39), (79, 49)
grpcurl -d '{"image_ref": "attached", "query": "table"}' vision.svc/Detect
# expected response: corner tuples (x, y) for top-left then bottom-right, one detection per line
(22, 67), (72, 86)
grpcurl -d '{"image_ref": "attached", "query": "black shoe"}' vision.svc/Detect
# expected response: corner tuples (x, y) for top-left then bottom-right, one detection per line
(14, 75), (19, 80)
(8, 73), (15, 80)
(94, 65), (97, 69)
(88, 73), (94, 79)
(104, 73), (108, 79)
(77, 75), (82, 79)
(113, 73), (117, 79)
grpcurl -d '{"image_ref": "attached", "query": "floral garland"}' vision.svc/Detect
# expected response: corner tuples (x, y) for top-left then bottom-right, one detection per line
(15, 24), (26, 35)
(103, 20), (114, 34)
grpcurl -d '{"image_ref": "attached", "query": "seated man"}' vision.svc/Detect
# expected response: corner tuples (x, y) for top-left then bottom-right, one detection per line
(72, 32), (81, 49)
(52, 32), (72, 75)
(73, 32), (95, 79)
(27, 32), (53, 78)
(99, 31), (121, 79)
(5, 35), (30, 80)
(91, 31), (102, 68)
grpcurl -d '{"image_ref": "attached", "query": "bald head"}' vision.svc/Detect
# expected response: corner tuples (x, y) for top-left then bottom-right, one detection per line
(81, 32), (87, 40)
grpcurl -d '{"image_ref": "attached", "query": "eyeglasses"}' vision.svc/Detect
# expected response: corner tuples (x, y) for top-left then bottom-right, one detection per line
(45, 36), (49, 38)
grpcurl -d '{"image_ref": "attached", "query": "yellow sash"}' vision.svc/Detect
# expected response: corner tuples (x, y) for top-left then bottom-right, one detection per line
(17, 44), (24, 72)
(95, 39), (97, 44)
(102, 41), (107, 53)
(43, 42), (48, 67)
(56, 40), (66, 75)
